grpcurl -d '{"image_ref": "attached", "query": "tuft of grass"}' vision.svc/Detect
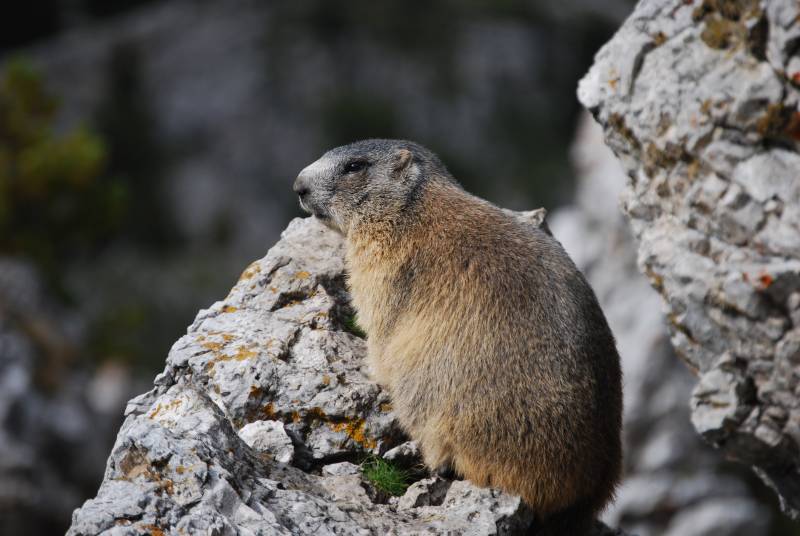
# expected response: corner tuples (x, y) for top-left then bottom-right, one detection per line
(342, 313), (367, 339)
(361, 456), (409, 496)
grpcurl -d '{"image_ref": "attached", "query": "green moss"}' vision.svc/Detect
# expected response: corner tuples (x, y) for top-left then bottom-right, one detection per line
(342, 313), (367, 339)
(361, 456), (409, 497)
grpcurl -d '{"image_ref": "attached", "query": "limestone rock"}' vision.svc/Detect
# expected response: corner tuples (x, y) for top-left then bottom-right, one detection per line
(68, 217), (631, 535)
(238, 420), (295, 464)
(579, 0), (800, 518)
(552, 113), (769, 536)
(382, 440), (421, 468)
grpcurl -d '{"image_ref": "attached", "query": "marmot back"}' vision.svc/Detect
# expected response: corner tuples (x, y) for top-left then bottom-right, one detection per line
(293, 139), (623, 535)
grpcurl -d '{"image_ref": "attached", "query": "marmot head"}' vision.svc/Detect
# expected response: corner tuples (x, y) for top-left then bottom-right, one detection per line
(293, 139), (452, 234)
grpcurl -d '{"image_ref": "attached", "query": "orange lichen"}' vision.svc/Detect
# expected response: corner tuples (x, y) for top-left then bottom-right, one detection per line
(160, 479), (174, 495)
(263, 402), (277, 419)
(700, 17), (743, 49)
(307, 407), (327, 420)
(785, 111), (800, 141)
(117, 449), (175, 500)
(120, 452), (151, 480)
(202, 340), (224, 352)
(239, 262), (262, 281)
(148, 399), (183, 420)
(202, 336), (246, 369)
(686, 159), (703, 180)
(380, 403), (393, 412)
(232, 345), (257, 361)
(608, 113), (640, 150)
(294, 271), (311, 280)
(221, 305), (239, 313)
(330, 418), (377, 450)
(140, 525), (166, 536)
(756, 103), (799, 139)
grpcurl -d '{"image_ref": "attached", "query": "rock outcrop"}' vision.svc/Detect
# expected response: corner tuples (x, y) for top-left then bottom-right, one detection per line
(552, 113), (770, 536)
(67, 217), (629, 535)
(579, 0), (800, 518)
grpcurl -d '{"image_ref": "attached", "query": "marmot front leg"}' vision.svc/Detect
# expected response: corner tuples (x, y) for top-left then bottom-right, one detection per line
(433, 464), (458, 480)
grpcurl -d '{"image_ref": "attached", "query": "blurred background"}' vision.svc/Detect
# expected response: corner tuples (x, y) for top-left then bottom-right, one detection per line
(0, 0), (795, 535)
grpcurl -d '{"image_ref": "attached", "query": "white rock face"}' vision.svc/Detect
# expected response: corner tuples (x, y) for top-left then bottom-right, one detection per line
(553, 113), (770, 536)
(578, 0), (800, 519)
(67, 216), (630, 535)
(238, 420), (295, 464)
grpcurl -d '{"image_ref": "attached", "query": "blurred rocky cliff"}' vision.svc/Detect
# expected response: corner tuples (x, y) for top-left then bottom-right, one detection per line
(0, 259), (140, 534)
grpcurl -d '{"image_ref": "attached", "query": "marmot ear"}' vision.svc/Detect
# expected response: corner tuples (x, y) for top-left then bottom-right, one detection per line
(392, 149), (413, 174)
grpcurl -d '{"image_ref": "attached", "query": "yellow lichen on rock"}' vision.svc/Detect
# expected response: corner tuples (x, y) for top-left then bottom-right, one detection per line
(330, 418), (377, 450)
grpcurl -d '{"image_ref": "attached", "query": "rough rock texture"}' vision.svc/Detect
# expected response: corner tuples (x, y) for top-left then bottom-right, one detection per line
(552, 113), (770, 536)
(578, 0), (800, 519)
(68, 217), (631, 535)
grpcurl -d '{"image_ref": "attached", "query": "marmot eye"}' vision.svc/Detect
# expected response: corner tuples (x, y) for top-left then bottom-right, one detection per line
(343, 160), (368, 174)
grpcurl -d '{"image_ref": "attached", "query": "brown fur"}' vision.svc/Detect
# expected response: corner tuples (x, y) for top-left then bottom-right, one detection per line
(294, 140), (623, 532)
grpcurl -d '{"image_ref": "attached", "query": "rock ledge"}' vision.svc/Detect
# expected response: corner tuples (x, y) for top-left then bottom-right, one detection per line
(68, 217), (629, 535)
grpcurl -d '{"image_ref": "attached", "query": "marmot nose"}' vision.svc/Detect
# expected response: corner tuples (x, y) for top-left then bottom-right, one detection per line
(293, 175), (310, 198)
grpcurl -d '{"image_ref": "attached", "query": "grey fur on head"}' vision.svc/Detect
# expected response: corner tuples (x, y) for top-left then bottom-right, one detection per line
(293, 139), (454, 233)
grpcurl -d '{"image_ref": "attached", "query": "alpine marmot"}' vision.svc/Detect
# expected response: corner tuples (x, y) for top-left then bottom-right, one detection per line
(293, 139), (622, 535)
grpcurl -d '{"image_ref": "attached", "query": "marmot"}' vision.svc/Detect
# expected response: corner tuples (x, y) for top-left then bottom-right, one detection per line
(293, 139), (622, 535)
